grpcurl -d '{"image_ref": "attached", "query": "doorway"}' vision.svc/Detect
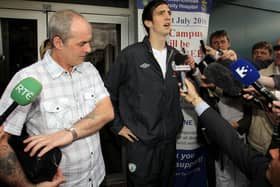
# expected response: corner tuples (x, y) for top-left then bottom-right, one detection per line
(82, 15), (128, 186)
(0, 6), (129, 186)
(0, 9), (46, 95)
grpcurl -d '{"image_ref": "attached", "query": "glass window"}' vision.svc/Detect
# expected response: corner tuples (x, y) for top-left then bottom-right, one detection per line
(0, 18), (37, 95)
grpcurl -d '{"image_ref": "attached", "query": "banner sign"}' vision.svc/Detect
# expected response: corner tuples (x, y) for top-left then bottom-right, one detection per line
(137, 0), (212, 62)
(175, 107), (207, 187)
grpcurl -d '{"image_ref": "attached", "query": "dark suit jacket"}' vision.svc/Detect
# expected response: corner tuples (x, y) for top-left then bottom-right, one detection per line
(199, 107), (271, 187)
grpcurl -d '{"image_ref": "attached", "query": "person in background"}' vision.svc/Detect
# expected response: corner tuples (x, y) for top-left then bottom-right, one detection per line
(104, 0), (192, 186)
(251, 41), (273, 70)
(246, 42), (280, 156)
(193, 30), (240, 187)
(39, 38), (51, 60)
(0, 9), (114, 187)
(180, 77), (280, 187)
(208, 29), (250, 187)
(244, 40), (280, 92)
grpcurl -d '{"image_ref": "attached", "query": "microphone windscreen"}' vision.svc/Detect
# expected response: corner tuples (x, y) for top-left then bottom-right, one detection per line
(204, 62), (243, 97)
(11, 77), (42, 106)
(174, 53), (188, 65)
(230, 58), (260, 86)
(218, 59), (232, 69)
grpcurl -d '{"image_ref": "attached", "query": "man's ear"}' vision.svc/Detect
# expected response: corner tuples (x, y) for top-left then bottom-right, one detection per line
(53, 36), (64, 49)
(144, 20), (152, 29)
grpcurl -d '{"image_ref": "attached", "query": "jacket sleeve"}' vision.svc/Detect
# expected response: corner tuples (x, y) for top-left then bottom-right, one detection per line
(273, 74), (280, 90)
(198, 107), (269, 182)
(104, 51), (129, 135)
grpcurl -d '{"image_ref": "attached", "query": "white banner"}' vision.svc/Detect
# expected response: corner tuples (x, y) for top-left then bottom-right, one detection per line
(137, 0), (212, 62)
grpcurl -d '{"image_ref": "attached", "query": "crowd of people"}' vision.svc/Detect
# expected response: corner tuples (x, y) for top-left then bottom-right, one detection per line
(0, 0), (280, 187)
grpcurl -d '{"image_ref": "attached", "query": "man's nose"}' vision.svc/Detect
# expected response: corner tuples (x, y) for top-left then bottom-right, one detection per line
(84, 43), (91, 53)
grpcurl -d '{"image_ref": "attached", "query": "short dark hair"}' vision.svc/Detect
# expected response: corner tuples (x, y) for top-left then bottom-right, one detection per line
(142, 0), (168, 35)
(252, 41), (273, 55)
(273, 45), (280, 51)
(209, 30), (230, 44)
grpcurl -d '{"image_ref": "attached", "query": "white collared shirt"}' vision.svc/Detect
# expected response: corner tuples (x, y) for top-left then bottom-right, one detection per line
(0, 50), (109, 187)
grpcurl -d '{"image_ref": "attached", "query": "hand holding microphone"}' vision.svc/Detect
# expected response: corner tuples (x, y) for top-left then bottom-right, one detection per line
(222, 49), (237, 61)
(230, 58), (278, 103)
(172, 53), (191, 93)
(1, 77), (62, 184)
(230, 58), (280, 150)
(271, 100), (280, 117)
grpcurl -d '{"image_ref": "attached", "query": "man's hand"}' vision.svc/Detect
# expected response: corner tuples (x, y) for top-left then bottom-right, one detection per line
(219, 49), (237, 61)
(179, 79), (203, 106)
(271, 100), (280, 117)
(230, 121), (239, 129)
(205, 45), (216, 57)
(118, 126), (139, 142)
(184, 55), (196, 71)
(23, 130), (72, 157)
(205, 46), (237, 61)
(36, 168), (65, 187)
(266, 148), (280, 187)
(0, 126), (8, 142)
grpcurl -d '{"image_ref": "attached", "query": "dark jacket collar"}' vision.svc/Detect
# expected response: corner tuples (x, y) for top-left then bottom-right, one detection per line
(142, 35), (173, 55)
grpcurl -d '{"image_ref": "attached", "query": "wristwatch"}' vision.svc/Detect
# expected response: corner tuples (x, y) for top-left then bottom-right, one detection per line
(65, 127), (78, 141)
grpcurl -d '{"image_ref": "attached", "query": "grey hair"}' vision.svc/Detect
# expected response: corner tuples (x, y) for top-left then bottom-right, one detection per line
(48, 9), (84, 44)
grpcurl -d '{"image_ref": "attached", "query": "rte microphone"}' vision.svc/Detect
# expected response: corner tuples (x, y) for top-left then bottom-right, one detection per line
(172, 53), (191, 93)
(0, 77), (42, 124)
(230, 58), (278, 103)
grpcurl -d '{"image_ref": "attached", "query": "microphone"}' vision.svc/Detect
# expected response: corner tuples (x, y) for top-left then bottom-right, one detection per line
(200, 40), (207, 54)
(2, 77), (62, 183)
(230, 58), (278, 103)
(230, 58), (280, 149)
(197, 40), (210, 73)
(0, 77), (42, 124)
(203, 61), (243, 97)
(172, 53), (191, 92)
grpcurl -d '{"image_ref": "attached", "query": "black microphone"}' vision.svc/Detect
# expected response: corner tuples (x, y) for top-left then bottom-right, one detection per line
(200, 40), (207, 54)
(172, 53), (191, 93)
(196, 40), (211, 73)
(203, 61), (243, 97)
